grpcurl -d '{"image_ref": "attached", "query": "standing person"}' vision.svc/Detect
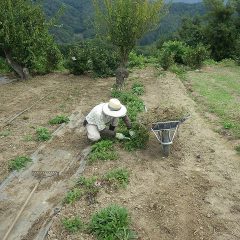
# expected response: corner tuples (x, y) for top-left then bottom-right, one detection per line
(83, 98), (134, 142)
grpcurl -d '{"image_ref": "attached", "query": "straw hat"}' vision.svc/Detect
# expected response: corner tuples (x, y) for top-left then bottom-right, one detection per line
(102, 98), (127, 118)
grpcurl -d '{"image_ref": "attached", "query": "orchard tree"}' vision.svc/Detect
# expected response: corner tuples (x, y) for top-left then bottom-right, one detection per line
(0, 0), (62, 79)
(93, 0), (164, 88)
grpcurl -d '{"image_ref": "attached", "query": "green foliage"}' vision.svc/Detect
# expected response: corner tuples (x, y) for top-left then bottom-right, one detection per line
(0, 0), (62, 75)
(66, 40), (119, 77)
(8, 156), (32, 171)
(76, 176), (99, 196)
(235, 145), (240, 153)
(128, 52), (146, 69)
(158, 50), (175, 70)
(111, 90), (145, 121)
(94, 0), (164, 69)
(36, 127), (51, 141)
(223, 121), (234, 130)
(0, 57), (11, 73)
(0, 130), (11, 137)
(62, 216), (85, 233)
(89, 205), (136, 240)
(131, 82), (144, 96)
(104, 168), (130, 189)
(123, 123), (149, 151)
(169, 64), (187, 80)
(49, 115), (70, 125)
(88, 140), (118, 163)
(183, 44), (210, 69)
(63, 188), (83, 204)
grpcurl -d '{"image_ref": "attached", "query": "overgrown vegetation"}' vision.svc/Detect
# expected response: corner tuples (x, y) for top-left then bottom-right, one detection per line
(63, 188), (83, 205)
(62, 216), (85, 233)
(104, 168), (130, 189)
(88, 140), (118, 163)
(36, 127), (51, 141)
(131, 82), (145, 96)
(89, 204), (136, 240)
(8, 156), (32, 171)
(49, 115), (70, 125)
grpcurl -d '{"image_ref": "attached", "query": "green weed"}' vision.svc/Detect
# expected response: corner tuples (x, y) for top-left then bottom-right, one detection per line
(131, 82), (144, 96)
(89, 205), (136, 240)
(223, 121), (234, 129)
(0, 130), (11, 137)
(62, 216), (85, 233)
(63, 188), (83, 204)
(23, 135), (33, 142)
(235, 145), (240, 153)
(36, 127), (51, 141)
(88, 140), (118, 163)
(169, 64), (187, 80)
(8, 156), (32, 171)
(104, 168), (130, 189)
(49, 115), (70, 125)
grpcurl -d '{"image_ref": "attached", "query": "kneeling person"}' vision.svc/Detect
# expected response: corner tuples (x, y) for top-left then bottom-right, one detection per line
(83, 98), (132, 141)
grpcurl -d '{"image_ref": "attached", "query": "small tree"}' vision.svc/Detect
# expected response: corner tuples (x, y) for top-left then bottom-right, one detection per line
(93, 0), (164, 88)
(0, 0), (62, 79)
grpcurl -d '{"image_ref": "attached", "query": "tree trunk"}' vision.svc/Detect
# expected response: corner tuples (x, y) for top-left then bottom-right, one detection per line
(115, 59), (129, 90)
(4, 50), (31, 80)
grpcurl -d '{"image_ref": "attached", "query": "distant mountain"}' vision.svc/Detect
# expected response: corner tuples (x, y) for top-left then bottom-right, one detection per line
(43, 0), (205, 45)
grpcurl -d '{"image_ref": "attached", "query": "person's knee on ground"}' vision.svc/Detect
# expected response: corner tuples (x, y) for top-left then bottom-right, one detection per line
(86, 124), (101, 142)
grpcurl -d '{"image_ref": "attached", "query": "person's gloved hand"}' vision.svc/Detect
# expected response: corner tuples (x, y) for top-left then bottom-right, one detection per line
(129, 130), (136, 137)
(116, 133), (125, 140)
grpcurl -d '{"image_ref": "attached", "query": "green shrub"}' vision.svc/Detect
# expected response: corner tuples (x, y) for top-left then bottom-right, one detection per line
(123, 123), (149, 151)
(131, 82), (144, 96)
(183, 44), (210, 69)
(67, 42), (90, 75)
(36, 127), (51, 141)
(111, 90), (145, 121)
(88, 140), (118, 163)
(63, 188), (83, 204)
(62, 216), (85, 233)
(128, 51), (146, 69)
(0, 57), (11, 73)
(89, 40), (119, 77)
(89, 205), (136, 240)
(49, 115), (70, 125)
(158, 50), (174, 70)
(8, 156), (32, 171)
(104, 168), (130, 189)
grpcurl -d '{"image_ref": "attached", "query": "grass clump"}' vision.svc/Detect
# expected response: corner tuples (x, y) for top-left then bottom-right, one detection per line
(235, 145), (240, 154)
(8, 156), (32, 171)
(89, 205), (136, 240)
(88, 140), (118, 163)
(49, 115), (70, 125)
(104, 168), (130, 189)
(77, 176), (99, 198)
(131, 82), (144, 96)
(0, 130), (11, 138)
(63, 188), (83, 204)
(36, 127), (51, 141)
(62, 216), (85, 233)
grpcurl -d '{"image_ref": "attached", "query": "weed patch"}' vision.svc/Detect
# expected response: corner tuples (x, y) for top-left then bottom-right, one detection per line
(89, 205), (136, 240)
(0, 130), (11, 138)
(36, 127), (51, 141)
(235, 145), (240, 154)
(88, 140), (118, 163)
(62, 216), (85, 233)
(63, 188), (83, 204)
(104, 168), (130, 189)
(131, 82), (144, 96)
(49, 115), (70, 125)
(8, 156), (32, 171)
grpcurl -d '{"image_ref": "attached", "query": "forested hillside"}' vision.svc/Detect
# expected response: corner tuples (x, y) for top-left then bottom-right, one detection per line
(43, 0), (205, 44)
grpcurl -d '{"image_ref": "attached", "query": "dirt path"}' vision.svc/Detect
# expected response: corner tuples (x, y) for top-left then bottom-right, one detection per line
(1, 68), (240, 240)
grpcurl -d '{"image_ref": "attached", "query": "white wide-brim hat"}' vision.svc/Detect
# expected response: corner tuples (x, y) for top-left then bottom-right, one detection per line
(102, 98), (127, 118)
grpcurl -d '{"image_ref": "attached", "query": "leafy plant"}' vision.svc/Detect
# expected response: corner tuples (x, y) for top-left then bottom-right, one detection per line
(63, 188), (83, 204)
(23, 135), (33, 142)
(8, 156), (32, 171)
(123, 123), (149, 151)
(88, 140), (118, 163)
(131, 82), (144, 96)
(89, 205), (136, 240)
(49, 115), (70, 125)
(128, 52), (146, 69)
(235, 145), (240, 154)
(0, 130), (11, 137)
(36, 127), (51, 141)
(62, 216), (85, 233)
(104, 168), (130, 189)
(223, 122), (234, 129)
(169, 64), (187, 80)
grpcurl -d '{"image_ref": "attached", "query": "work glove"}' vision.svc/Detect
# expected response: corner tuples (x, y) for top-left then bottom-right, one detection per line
(116, 133), (130, 140)
(129, 130), (136, 137)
